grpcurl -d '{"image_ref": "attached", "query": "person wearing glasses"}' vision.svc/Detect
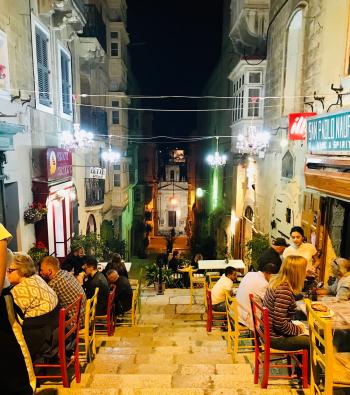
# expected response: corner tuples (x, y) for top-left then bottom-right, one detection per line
(317, 258), (350, 301)
(0, 225), (36, 394)
(8, 253), (59, 364)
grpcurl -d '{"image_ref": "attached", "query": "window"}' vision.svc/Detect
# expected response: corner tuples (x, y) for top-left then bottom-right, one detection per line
(110, 31), (119, 39)
(34, 24), (51, 108)
(286, 208), (291, 224)
(112, 100), (119, 107)
(248, 88), (260, 117)
(113, 164), (120, 171)
(111, 42), (119, 56)
(282, 150), (294, 179)
(112, 110), (119, 124)
(60, 49), (72, 115)
(113, 173), (120, 187)
(249, 72), (261, 83)
(168, 211), (176, 227)
(283, 9), (304, 114)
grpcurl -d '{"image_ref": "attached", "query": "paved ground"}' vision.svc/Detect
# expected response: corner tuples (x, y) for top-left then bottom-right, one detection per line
(36, 287), (306, 395)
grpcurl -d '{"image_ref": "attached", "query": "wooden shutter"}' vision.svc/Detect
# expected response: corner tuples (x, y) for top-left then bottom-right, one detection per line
(35, 26), (51, 107)
(60, 50), (71, 114)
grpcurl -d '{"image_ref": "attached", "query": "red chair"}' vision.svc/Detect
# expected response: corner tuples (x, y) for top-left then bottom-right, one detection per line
(95, 287), (116, 336)
(205, 284), (227, 332)
(249, 293), (308, 389)
(34, 294), (83, 388)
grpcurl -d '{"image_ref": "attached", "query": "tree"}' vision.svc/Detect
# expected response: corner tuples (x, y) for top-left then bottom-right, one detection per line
(245, 233), (270, 271)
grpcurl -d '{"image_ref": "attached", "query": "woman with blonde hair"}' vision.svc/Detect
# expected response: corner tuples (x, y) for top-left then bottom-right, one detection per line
(263, 255), (309, 351)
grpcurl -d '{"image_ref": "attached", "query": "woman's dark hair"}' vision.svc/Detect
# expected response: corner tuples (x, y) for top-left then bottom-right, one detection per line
(103, 256), (128, 278)
(290, 226), (304, 237)
(111, 253), (122, 264)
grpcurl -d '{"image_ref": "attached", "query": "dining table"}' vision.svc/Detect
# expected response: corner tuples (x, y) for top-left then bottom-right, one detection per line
(198, 259), (246, 272)
(297, 296), (350, 351)
(97, 261), (132, 272)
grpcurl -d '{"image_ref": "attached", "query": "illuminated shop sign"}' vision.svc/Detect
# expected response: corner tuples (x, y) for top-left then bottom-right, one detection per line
(307, 110), (350, 154)
(288, 113), (316, 140)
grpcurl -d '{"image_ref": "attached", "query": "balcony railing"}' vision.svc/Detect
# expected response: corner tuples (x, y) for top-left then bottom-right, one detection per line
(85, 178), (105, 206)
(79, 5), (107, 52)
(80, 107), (107, 136)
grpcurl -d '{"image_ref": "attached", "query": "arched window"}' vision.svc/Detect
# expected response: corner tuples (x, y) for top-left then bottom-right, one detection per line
(283, 8), (305, 114)
(282, 150), (294, 179)
(86, 214), (96, 234)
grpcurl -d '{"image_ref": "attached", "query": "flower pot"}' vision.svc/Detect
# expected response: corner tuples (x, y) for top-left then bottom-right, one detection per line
(154, 282), (166, 295)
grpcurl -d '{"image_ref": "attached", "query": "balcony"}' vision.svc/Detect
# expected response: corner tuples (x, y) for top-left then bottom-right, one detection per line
(85, 178), (105, 207)
(38, 0), (86, 33)
(229, 0), (269, 57)
(80, 107), (107, 136)
(79, 5), (107, 52)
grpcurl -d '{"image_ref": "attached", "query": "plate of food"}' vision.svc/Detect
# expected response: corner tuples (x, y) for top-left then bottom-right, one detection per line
(311, 302), (334, 318)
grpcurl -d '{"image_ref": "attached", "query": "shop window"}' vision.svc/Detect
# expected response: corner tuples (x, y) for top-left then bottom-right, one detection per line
(283, 9), (304, 114)
(282, 150), (294, 179)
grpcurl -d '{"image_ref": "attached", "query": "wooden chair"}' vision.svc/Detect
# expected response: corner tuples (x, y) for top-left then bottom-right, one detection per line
(95, 287), (116, 336)
(225, 293), (254, 361)
(117, 289), (139, 327)
(249, 293), (309, 389)
(205, 284), (227, 332)
(305, 299), (350, 394)
(79, 287), (99, 363)
(189, 267), (205, 305)
(208, 274), (221, 289)
(34, 295), (83, 388)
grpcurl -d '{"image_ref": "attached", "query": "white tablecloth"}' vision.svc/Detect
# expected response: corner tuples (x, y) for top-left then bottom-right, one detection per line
(198, 259), (245, 270)
(97, 261), (132, 272)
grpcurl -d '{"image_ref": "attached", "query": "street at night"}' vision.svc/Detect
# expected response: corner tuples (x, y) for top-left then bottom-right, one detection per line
(1, 1), (350, 394)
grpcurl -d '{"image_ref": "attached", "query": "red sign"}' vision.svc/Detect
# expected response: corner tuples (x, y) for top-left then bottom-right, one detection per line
(46, 148), (72, 182)
(288, 113), (316, 140)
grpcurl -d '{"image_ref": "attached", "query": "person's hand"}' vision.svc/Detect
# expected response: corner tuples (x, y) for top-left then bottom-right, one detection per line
(297, 323), (306, 333)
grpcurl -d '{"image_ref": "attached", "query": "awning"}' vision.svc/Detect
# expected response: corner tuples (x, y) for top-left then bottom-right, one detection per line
(0, 121), (25, 150)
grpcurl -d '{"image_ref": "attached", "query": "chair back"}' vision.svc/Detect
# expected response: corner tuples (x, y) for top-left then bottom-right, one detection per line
(249, 293), (270, 351)
(35, 294), (83, 387)
(225, 292), (239, 331)
(87, 287), (99, 333)
(205, 284), (213, 311)
(305, 299), (333, 394)
(209, 275), (221, 289)
(96, 286), (116, 336)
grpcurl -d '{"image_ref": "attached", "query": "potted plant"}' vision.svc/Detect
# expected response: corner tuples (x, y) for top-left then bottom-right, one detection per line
(23, 203), (47, 224)
(27, 241), (49, 265)
(144, 262), (174, 290)
(245, 233), (270, 271)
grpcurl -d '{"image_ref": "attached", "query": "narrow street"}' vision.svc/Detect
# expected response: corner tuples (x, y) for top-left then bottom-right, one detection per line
(37, 287), (301, 395)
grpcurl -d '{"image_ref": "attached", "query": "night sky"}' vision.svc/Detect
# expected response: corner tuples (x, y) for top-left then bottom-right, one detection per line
(127, 0), (224, 136)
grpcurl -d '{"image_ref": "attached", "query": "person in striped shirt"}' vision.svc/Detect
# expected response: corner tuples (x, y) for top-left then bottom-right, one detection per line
(263, 255), (309, 351)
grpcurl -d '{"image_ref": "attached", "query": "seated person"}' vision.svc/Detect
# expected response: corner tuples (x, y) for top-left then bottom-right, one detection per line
(211, 266), (237, 312)
(40, 256), (86, 326)
(106, 269), (133, 315)
(102, 253), (128, 278)
(8, 253), (59, 362)
(236, 263), (277, 330)
(318, 257), (350, 301)
(83, 256), (109, 316)
(191, 253), (203, 270)
(61, 246), (86, 276)
(263, 255), (309, 352)
(168, 250), (180, 273)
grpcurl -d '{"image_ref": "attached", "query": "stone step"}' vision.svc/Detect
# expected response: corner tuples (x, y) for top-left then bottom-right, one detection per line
(87, 374), (173, 389)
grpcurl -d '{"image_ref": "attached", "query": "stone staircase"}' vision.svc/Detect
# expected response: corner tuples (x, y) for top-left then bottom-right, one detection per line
(36, 288), (302, 395)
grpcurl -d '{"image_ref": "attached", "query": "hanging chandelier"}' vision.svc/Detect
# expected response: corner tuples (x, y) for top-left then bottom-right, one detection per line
(206, 137), (227, 167)
(236, 126), (270, 158)
(61, 124), (94, 151)
(101, 147), (121, 163)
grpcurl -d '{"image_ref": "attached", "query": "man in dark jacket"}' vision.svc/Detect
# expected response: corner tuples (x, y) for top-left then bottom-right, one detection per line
(61, 246), (86, 276)
(106, 269), (133, 315)
(83, 256), (109, 316)
(258, 237), (289, 272)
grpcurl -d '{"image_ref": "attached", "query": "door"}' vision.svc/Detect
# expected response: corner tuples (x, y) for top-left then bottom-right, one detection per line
(168, 210), (176, 227)
(4, 182), (19, 250)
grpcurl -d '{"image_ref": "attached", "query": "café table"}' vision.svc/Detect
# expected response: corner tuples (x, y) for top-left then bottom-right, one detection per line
(97, 261), (132, 272)
(297, 296), (350, 351)
(198, 259), (246, 272)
